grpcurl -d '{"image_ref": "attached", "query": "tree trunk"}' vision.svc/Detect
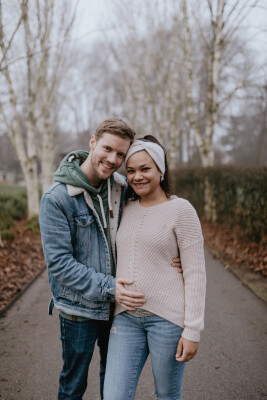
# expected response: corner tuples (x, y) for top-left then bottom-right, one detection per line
(24, 159), (40, 217)
(40, 111), (56, 193)
(169, 127), (176, 170)
(204, 178), (217, 222)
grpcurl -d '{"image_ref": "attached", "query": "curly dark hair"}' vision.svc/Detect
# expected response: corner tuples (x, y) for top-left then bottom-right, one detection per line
(124, 135), (174, 203)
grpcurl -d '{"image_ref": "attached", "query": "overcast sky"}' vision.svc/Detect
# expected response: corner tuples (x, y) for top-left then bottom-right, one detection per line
(73, 0), (267, 53)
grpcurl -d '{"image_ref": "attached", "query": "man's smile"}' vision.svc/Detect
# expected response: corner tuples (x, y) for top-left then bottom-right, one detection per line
(101, 161), (114, 170)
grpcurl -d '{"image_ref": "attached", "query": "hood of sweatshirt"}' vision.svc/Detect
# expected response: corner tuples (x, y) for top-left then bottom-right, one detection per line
(54, 148), (116, 192)
(54, 150), (118, 229)
(54, 150), (106, 193)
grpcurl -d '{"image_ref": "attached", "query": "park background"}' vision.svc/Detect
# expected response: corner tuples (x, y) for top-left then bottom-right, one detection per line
(0, 0), (266, 312)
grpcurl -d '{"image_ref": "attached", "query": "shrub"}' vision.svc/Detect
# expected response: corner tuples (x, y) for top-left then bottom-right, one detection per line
(0, 185), (27, 235)
(25, 215), (40, 233)
(1, 229), (15, 240)
(171, 166), (267, 242)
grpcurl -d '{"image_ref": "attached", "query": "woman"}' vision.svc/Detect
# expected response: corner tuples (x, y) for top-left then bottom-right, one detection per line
(103, 136), (206, 400)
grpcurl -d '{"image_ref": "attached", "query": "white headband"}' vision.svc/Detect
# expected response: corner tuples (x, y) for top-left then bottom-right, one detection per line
(125, 140), (165, 176)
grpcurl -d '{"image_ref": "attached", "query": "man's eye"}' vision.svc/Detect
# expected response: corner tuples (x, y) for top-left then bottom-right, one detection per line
(118, 153), (125, 158)
(104, 147), (110, 151)
(127, 170), (134, 174)
(142, 168), (149, 171)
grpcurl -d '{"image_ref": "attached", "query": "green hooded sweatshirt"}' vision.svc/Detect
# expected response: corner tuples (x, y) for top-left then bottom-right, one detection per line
(54, 150), (115, 277)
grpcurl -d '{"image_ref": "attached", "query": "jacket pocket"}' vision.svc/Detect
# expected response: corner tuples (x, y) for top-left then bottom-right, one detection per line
(73, 214), (94, 227)
(73, 214), (94, 263)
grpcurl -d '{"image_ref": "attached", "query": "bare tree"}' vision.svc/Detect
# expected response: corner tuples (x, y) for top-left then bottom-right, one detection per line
(102, 0), (188, 168)
(182, 0), (260, 167)
(0, 0), (76, 217)
(180, 0), (261, 219)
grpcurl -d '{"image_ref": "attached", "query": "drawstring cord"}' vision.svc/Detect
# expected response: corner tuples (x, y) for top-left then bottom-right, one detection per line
(97, 194), (107, 236)
(107, 178), (114, 218)
(97, 178), (114, 236)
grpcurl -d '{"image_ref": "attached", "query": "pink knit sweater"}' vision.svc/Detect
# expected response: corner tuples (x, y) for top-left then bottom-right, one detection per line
(115, 197), (206, 342)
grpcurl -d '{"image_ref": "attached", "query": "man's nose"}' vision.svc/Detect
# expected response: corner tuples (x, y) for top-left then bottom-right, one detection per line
(106, 152), (117, 165)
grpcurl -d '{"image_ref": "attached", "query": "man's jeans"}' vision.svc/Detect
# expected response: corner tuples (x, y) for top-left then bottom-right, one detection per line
(58, 314), (112, 400)
(103, 312), (186, 400)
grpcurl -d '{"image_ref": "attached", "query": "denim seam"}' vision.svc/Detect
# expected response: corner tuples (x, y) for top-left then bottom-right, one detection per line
(128, 318), (147, 400)
(61, 317), (68, 394)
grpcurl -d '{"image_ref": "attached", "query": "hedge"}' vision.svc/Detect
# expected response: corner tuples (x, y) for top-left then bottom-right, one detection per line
(0, 185), (27, 239)
(171, 166), (267, 242)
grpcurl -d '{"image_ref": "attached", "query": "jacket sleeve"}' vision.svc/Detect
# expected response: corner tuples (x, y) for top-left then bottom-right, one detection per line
(39, 192), (116, 301)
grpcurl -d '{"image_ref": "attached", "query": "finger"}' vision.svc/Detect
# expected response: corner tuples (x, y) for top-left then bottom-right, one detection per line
(121, 301), (144, 309)
(178, 268), (183, 274)
(176, 351), (189, 362)
(171, 262), (181, 268)
(177, 349), (197, 362)
(171, 259), (181, 265)
(118, 297), (145, 310)
(117, 278), (134, 285)
(171, 260), (181, 267)
(120, 304), (137, 311)
(175, 339), (183, 359)
(121, 289), (145, 299)
(121, 298), (146, 306)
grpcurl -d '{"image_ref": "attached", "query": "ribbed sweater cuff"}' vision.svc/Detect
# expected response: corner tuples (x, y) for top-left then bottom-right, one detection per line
(182, 327), (201, 342)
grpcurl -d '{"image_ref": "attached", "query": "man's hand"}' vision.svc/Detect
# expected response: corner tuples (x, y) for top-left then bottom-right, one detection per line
(171, 257), (183, 274)
(175, 337), (198, 362)
(115, 278), (146, 311)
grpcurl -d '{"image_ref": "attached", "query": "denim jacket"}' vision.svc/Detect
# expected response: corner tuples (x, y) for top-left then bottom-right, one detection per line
(39, 172), (127, 320)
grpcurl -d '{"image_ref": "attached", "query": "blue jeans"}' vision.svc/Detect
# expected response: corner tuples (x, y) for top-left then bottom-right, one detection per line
(103, 312), (186, 400)
(58, 314), (112, 400)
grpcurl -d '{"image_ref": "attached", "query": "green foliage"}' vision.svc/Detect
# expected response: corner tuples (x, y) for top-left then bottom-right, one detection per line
(24, 215), (40, 233)
(0, 184), (27, 234)
(1, 229), (15, 240)
(171, 166), (267, 242)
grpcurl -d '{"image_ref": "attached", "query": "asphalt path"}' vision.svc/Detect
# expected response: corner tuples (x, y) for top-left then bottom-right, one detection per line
(0, 249), (266, 400)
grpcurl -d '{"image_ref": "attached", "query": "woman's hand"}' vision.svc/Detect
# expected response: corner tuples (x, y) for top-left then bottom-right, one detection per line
(175, 337), (198, 362)
(115, 278), (146, 311)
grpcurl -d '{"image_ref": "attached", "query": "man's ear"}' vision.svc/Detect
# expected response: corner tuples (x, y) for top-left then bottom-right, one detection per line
(89, 135), (96, 150)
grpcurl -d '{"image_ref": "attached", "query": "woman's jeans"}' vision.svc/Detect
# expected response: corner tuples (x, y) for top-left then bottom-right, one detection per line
(103, 312), (186, 400)
(58, 314), (112, 400)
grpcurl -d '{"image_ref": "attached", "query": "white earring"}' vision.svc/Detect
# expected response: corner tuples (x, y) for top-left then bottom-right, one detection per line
(160, 175), (164, 182)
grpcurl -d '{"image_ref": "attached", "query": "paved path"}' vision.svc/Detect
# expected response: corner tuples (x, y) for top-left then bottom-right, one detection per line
(0, 250), (267, 400)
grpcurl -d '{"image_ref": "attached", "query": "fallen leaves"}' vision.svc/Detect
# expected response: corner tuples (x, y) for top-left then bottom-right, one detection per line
(201, 219), (267, 277)
(0, 220), (45, 312)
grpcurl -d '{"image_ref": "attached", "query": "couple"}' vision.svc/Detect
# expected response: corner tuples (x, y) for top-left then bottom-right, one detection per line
(39, 118), (206, 400)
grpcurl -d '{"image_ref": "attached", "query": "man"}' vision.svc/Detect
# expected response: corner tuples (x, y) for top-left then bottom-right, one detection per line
(39, 118), (181, 400)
